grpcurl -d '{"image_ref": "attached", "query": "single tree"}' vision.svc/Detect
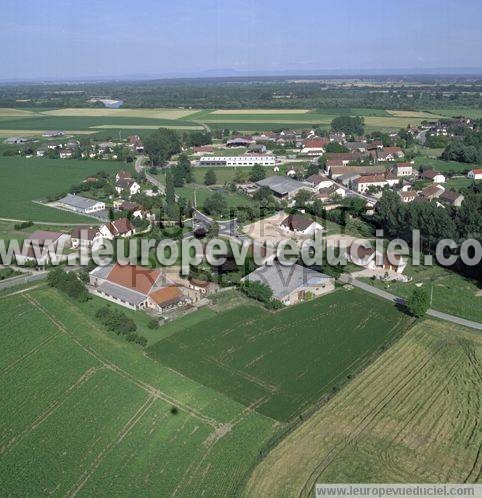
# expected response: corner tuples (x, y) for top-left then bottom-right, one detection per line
(204, 169), (217, 185)
(406, 287), (430, 317)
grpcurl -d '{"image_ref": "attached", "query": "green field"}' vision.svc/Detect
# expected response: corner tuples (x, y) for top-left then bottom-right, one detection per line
(414, 156), (474, 174)
(244, 319), (482, 496)
(148, 288), (414, 421)
(0, 287), (276, 497)
(361, 261), (482, 323)
(0, 156), (129, 222)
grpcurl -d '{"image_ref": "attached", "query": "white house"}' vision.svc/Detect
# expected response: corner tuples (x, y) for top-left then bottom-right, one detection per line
(280, 214), (323, 236)
(421, 169), (446, 183)
(467, 168), (482, 180)
(71, 227), (104, 251)
(352, 175), (387, 193)
(394, 162), (414, 177)
(16, 230), (71, 266)
(99, 218), (135, 239)
(306, 174), (333, 192)
(300, 138), (328, 156)
(115, 178), (141, 196)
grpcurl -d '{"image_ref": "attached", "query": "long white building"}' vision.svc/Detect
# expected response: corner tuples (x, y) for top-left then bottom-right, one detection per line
(198, 155), (276, 167)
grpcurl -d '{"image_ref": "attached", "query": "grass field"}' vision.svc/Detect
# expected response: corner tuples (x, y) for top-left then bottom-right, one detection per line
(148, 288), (414, 421)
(414, 156), (474, 173)
(243, 319), (482, 496)
(0, 287), (276, 497)
(0, 156), (128, 222)
(360, 262), (482, 323)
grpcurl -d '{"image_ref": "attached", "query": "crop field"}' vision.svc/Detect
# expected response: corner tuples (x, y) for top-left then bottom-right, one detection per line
(386, 110), (441, 118)
(148, 288), (414, 421)
(211, 109), (310, 115)
(0, 156), (127, 222)
(42, 107), (199, 119)
(0, 287), (276, 497)
(0, 107), (473, 136)
(244, 319), (482, 497)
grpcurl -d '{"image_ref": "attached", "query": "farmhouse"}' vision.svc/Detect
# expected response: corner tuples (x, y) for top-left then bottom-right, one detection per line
(16, 230), (70, 266)
(345, 141), (367, 152)
(421, 184), (445, 201)
(376, 147), (404, 161)
(325, 152), (363, 165)
(467, 168), (482, 180)
(116, 200), (146, 219)
(99, 217), (135, 239)
(57, 193), (106, 214)
(255, 176), (312, 200)
(352, 175), (387, 193)
(439, 190), (465, 207)
(326, 165), (385, 179)
(316, 184), (346, 201)
(421, 169), (445, 183)
(394, 162), (413, 177)
(306, 173), (333, 191)
(280, 214), (323, 236)
(347, 243), (407, 274)
(301, 138), (328, 155)
(243, 262), (335, 306)
(89, 263), (188, 311)
(115, 178), (141, 196)
(198, 155), (275, 167)
(399, 190), (418, 203)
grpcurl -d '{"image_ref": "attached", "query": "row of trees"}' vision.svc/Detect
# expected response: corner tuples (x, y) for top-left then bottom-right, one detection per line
(95, 306), (147, 346)
(373, 188), (482, 280)
(47, 268), (90, 302)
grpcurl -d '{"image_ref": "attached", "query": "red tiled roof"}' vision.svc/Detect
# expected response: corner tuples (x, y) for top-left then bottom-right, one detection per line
(107, 218), (134, 236)
(280, 214), (314, 231)
(303, 138), (329, 148)
(354, 175), (386, 183)
(149, 285), (184, 306)
(106, 263), (161, 295)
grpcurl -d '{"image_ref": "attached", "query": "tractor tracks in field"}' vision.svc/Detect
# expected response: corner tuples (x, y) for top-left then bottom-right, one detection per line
(23, 294), (222, 430)
(297, 341), (449, 497)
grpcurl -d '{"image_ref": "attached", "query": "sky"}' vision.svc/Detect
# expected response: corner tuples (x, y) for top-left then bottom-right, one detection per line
(1, 0), (482, 80)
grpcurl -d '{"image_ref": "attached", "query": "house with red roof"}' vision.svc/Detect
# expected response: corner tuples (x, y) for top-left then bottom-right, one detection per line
(89, 263), (188, 311)
(467, 168), (482, 180)
(99, 218), (135, 239)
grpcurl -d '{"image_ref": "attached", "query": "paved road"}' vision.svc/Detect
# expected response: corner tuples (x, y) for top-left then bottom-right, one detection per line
(0, 217), (92, 227)
(0, 271), (48, 291)
(340, 274), (482, 331)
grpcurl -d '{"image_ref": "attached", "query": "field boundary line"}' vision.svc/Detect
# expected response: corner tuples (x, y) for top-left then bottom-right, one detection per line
(23, 293), (222, 429)
(68, 394), (156, 497)
(0, 331), (60, 377)
(0, 366), (104, 456)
